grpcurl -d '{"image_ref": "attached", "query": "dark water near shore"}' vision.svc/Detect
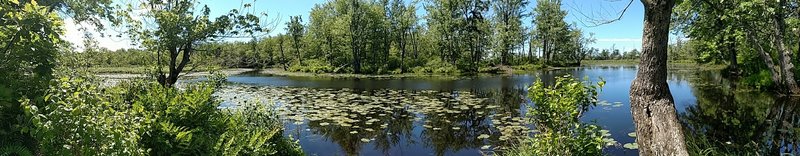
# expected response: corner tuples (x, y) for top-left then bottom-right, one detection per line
(216, 65), (799, 156)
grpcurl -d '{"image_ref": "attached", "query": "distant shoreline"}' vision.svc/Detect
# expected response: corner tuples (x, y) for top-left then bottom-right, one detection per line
(90, 60), (721, 80)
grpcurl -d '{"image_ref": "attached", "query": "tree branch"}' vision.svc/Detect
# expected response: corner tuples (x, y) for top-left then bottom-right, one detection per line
(579, 0), (635, 27)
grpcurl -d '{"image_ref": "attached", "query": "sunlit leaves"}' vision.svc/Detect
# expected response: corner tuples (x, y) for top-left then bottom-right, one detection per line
(505, 75), (609, 155)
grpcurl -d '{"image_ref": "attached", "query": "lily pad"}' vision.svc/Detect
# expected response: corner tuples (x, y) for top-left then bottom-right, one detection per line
(477, 134), (490, 139)
(623, 143), (638, 150)
(627, 132), (636, 138)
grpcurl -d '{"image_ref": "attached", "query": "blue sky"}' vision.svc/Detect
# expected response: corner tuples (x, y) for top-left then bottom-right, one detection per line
(65, 0), (652, 51)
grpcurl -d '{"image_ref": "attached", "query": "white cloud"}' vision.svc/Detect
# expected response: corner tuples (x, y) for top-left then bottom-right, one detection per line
(63, 18), (135, 51)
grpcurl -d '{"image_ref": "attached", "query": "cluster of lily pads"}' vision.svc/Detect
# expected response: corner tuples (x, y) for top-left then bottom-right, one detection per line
(213, 85), (637, 152)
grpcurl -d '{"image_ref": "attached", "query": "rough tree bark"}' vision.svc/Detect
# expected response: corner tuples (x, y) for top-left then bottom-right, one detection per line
(629, 0), (689, 155)
(772, 0), (800, 94)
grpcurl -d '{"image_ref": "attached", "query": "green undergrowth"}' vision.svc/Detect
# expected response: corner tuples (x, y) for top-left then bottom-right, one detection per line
(16, 71), (303, 155)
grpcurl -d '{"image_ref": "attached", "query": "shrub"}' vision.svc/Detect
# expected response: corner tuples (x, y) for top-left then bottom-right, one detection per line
(22, 75), (146, 155)
(510, 64), (542, 72)
(503, 75), (610, 156)
(740, 70), (775, 90)
(411, 58), (459, 75)
(288, 59), (334, 74)
(20, 72), (303, 156)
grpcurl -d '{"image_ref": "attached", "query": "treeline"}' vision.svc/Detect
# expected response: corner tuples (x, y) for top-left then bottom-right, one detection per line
(583, 47), (641, 60)
(186, 0), (593, 75)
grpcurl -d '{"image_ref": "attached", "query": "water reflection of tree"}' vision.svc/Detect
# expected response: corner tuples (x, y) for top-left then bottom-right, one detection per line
(283, 85), (531, 156)
(419, 90), (493, 156)
(472, 87), (528, 150)
(681, 71), (800, 155)
(298, 89), (418, 156)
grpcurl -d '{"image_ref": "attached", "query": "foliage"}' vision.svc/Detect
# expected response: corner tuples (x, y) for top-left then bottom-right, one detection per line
(117, 0), (266, 86)
(18, 71), (303, 155)
(21, 73), (146, 155)
(510, 64), (542, 72)
(412, 58), (460, 75)
(288, 59), (335, 74)
(0, 145), (33, 156)
(533, 0), (591, 66)
(66, 0), (621, 76)
(528, 75), (603, 132)
(216, 101), (304, 156)
(741, 70), (775, 90)
(0, 0), (65, 149)
(674, 0), (800, 94)
(504, 75), (608, 156)
(492, 0), (528, 65)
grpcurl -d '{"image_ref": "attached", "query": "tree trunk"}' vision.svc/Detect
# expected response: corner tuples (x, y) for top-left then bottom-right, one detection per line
(630, 0), (689, 155)
(412, 29), (418, 59)
(268, 41), (274, 65)
(400, 31), (407, 73)
(294, 39), (303, 64)
(727, 35), (739, 76)
(279, 36), (288, 71)
(747, 31), (783, 88)
(351, 0), (362, 74)
(528, 40), (533, 63)
(543, 39), (549, 65)
(327, 35), (334, 63)
(772, 0), (800, 94)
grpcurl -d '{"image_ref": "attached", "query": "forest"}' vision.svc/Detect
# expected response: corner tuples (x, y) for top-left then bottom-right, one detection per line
(2, 0), (800, 155)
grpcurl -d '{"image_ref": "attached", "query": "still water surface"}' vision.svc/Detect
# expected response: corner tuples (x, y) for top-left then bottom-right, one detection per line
(215, 65), (798, 156)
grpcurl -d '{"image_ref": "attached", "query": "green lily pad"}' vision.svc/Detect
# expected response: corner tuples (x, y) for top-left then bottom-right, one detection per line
(623, 143), (638, 150)
(627, 132), (636, 138)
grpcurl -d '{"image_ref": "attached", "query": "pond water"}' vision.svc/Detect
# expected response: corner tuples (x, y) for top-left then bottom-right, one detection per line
(214, 65), (799, 156)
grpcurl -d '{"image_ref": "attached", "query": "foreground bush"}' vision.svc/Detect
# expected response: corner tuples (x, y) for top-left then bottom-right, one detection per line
(503, 75), (610, 156)
(20, 73), (303, 155)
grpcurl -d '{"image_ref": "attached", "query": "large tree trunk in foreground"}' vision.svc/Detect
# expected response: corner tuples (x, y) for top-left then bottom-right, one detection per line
(630, 0), (689, 155)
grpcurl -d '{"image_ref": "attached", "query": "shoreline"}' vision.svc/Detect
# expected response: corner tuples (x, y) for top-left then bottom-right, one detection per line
(91, 60), (722, 80)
